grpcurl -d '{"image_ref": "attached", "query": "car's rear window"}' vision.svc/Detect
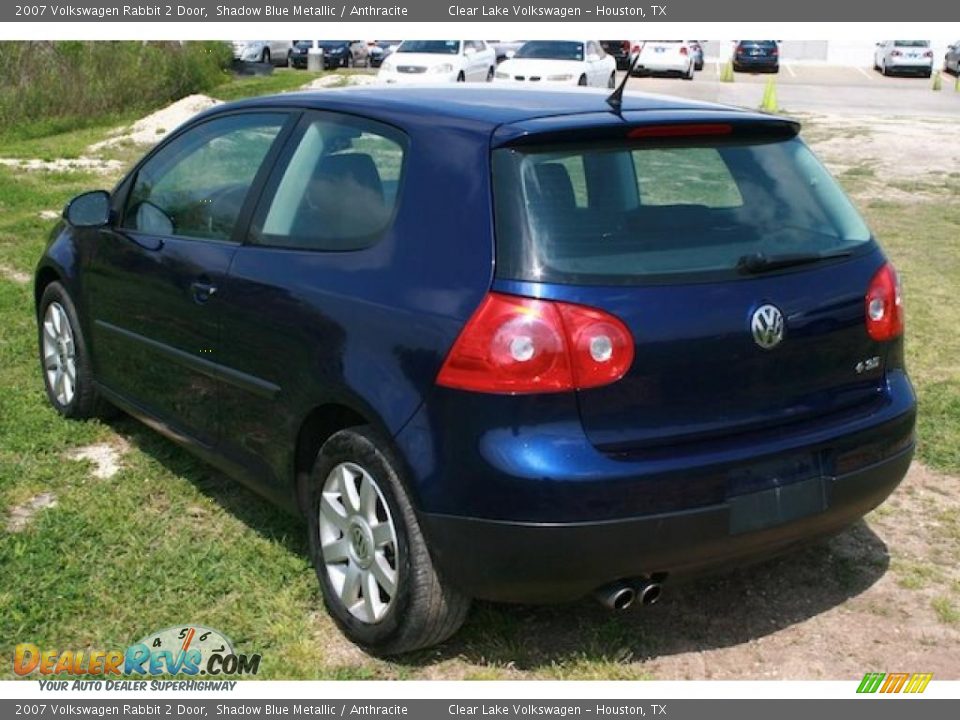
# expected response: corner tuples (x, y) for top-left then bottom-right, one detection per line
(492, 136), (872, 285)
(894, 40), (930, 47)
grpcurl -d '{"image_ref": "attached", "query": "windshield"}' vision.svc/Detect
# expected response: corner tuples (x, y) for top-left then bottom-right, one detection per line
(515, 41), (585, 61)
(318, 41), (350, 48)
(492, 137), (872, 285)
(894, 40), (930, 47)
(398, 40), (460, 55)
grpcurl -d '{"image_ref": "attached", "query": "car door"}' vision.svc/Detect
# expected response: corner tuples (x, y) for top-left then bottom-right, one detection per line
(215, 111), (410, 494)
(587, 42), (604, 84)
(85, 111), (291, 446)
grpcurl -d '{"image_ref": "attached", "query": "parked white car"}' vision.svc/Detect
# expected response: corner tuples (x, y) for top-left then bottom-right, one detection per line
(874, 40), (934, 77)
(378, 40), (497, 84)
(230, 41), (293, 66)
(494, 40), (617, 88)
(629, 40), (695, 79)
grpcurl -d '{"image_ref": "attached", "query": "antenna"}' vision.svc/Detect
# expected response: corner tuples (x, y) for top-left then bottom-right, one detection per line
(606, 43), (644, 115)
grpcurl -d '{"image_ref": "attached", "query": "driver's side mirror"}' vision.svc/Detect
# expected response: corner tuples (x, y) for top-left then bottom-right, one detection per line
(64, 190), (111, 228)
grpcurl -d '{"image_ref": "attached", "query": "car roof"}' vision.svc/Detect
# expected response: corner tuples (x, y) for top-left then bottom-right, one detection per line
(208, 85), (768, 131)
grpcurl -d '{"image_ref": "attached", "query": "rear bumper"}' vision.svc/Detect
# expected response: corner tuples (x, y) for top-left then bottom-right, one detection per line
(421, 445), (913, 603)
(398, 370), (916, 603)
(734, 57), (779, 70)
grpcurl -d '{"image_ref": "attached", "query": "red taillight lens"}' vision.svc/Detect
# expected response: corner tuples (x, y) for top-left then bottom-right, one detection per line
(865, 263), (904, 341)
(736, 47), (744, 55)
(436, 293), (635, 394)
(771, 47), (779, 56)
(680, 47), (688, 56)
(622, 40), (631, 53)
(632, 45), (641, 54)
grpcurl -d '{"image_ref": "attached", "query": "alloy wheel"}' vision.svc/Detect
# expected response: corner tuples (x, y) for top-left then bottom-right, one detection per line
(318, 462), (399, 624)
(42, 301), (77, 406)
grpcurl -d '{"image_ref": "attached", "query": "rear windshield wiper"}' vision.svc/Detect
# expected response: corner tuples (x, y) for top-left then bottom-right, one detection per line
(736, 250), (852, 275)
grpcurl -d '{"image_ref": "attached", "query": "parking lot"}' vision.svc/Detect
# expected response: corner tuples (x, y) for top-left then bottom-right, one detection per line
(625, 63), (960, 117)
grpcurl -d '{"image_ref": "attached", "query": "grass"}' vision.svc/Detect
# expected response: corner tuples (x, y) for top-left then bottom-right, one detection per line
(0, 109), (957, 680)
(209, 68), (331, 102)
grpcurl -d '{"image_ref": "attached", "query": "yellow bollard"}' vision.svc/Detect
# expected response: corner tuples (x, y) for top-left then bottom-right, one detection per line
(720, 61), (735, 83)
(932, 71), (942, 91)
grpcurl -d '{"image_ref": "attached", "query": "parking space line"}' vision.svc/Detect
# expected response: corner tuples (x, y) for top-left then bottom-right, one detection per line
(785, 62), (796, 78)
(855, 67), (874, 81)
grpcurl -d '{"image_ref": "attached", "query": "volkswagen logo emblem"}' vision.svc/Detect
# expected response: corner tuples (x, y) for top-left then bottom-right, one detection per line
(751, 304), (785, 349)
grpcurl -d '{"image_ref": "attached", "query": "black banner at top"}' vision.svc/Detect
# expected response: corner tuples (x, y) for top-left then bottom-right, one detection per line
(1, 0), (954, 22)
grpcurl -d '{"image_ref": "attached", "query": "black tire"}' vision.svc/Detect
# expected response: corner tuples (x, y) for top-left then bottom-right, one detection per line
(882, 62), (890, 77)
(261, 48), (270, 65)
(695, 61), (704, 71)
(345, 54), (353, 69)
(307, 426), (470, 655)
(607, 72), (616, 88)
(456, 71), (465, 82)
(578, 74), (587, 86)
(924, 70), (932, 79)
(486, 66), (495, 82)
(287, 50), (293, 68)
(683, 64), (695, 80)
(38, 282), (112, 420)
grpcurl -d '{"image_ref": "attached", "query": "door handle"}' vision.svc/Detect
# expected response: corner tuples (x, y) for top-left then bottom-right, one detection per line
(190, 279), (218, 303)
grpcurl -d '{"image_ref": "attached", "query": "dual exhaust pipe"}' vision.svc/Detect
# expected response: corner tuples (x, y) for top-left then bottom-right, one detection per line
(594, 577), (663, 611)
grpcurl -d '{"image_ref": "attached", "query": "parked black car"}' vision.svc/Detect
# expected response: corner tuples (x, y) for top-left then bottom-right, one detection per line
(600, 40), (632, 70)
(292, 40), (369, 69)
(369, 40), (401, 68)
(733, 40), (780, 73)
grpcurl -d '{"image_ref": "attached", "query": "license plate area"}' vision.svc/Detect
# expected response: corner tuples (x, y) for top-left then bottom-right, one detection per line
(727, 454), (829, 535)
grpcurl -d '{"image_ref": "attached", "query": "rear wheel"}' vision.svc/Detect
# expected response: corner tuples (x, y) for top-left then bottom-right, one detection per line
(38, 282), (110, 420)
(307, 426), (470, 654)
(456, 71), (466, 82)
(487, 66), (495, 82)
(578, 74), (587, 86)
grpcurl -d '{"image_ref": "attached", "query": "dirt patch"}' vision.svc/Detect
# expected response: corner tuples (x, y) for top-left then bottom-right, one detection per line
(805, 114), (960, 202)
(89, 94), (221, 150)
(6, 493), (57, 533)
(0, 264), (30, 285)
(65, 439), (129, 479)
(0, 157), (124, 175)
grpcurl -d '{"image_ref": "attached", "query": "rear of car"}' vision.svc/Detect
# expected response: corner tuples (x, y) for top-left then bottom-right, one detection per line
(631, 41), (693, 77)
(601, 40), (632, 70)
(734, 40), (780, 72)
(884, 40), (934, 76)
(406, 111), (915, 604)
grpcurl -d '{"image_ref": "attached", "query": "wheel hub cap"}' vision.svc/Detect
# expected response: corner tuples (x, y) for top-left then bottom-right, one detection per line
(318, 462), (399, 624)
(42, 301), (77, 406)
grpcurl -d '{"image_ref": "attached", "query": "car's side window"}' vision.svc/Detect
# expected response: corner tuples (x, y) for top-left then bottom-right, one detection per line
(252, 114), (407, 251)
(122, 113), (286, 241)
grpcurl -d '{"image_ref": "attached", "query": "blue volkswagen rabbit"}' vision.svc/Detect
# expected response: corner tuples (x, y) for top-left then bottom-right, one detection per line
(36, 87), (915, 653)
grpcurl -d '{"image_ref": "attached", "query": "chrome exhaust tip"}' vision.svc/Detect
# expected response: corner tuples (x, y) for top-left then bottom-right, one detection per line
(594, 582), (637, 611)
(635, 579), (662, 606)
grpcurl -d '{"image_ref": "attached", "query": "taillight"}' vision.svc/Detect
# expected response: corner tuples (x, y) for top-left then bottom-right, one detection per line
(680, 47), (688, 56)
(736, 47), (744, 55)
(865, 263), (904, 341)
(924, 50), (933, 57)
(771, 47), (779, 56)
(436, 293), (635, 394)
(622, 40), (631, 53)
(632, 44), (641, 54)
(891, 50), (902, 57)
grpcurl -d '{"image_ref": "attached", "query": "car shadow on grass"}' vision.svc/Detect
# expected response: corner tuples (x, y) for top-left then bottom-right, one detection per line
(106, 415), (308, 558)
(107, 414), (889, 673)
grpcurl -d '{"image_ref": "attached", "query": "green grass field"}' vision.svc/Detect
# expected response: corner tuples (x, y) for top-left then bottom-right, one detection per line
(0, 83), (958, 679)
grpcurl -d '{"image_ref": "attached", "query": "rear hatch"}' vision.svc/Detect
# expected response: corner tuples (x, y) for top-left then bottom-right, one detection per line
(491, 116), (888, 452)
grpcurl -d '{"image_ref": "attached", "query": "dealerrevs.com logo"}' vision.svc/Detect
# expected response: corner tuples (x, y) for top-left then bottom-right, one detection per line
(14, 626), (261, 677)
(857, 672), (933, 694)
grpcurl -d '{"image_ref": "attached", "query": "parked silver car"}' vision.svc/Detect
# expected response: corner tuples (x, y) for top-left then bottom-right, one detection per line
(873, 40), (934, 77)
(945, 41), (960, 75)
(231, 41), (293, 66)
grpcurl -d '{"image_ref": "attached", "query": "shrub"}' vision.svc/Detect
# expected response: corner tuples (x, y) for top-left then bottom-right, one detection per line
(0, 41), (232, 140)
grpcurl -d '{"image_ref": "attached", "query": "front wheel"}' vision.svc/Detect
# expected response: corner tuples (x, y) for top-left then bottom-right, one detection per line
(307, 427), (470, 654)
(38, 282), (109, 419)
